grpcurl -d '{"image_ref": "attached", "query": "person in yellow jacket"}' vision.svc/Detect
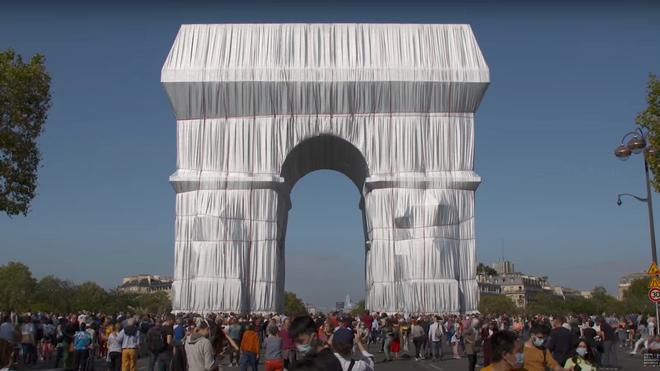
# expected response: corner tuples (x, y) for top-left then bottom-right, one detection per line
(563, 340), (597, 371)
(239, 323), (260, 371)
(480, 330), (523, 371)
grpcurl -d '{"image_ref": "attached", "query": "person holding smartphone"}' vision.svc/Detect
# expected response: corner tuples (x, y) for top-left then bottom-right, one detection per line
(564, 339), (597, 371)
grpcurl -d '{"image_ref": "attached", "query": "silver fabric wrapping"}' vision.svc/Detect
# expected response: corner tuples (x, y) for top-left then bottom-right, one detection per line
(162, 24), (489, 313)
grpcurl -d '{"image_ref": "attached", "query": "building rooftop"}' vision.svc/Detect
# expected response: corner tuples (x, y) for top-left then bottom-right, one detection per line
(619, 272), (646, 284)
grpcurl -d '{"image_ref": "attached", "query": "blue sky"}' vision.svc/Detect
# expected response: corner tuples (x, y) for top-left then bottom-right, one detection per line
(0, 0), (659, 309)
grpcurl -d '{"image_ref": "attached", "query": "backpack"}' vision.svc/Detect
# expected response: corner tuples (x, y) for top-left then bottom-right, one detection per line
(434, 324), (442, 339)
(140, 321), (152, 334)
(147, 326), (166, 353)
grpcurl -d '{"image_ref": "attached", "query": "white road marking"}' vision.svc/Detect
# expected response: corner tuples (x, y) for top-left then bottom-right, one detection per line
(415, 362), (445, 371)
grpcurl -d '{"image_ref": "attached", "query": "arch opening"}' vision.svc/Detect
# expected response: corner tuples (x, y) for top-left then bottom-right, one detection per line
(284, 170), (367, 309)
(280, 135), (369, 195)
(279, 135), (370, 310)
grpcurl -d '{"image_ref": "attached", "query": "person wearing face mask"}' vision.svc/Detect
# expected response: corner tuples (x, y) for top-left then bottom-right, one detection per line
(479, 330), (523, 371)
(289, 316), (341, 371)
(523, 323), (567, 371)
(564, 340), (597, 371)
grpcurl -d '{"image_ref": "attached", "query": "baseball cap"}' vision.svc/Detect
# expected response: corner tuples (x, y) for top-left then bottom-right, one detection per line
(332, 328), (354, 347)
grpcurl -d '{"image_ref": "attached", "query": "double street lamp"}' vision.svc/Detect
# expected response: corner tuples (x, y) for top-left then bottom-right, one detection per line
(614, 128), (658, 264)
(615, 128), (659, 321)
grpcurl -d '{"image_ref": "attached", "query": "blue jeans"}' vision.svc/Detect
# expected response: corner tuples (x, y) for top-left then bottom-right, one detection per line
(383, 337), (392, 361)
(432, 340), (442, 359)
(239, 351), (257, 371)
(22, 343), (36, 365)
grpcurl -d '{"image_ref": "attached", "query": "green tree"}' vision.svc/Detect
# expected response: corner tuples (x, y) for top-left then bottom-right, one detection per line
(526, 292), (567, 315)
(32, 275), (76, 313)
(351, 299), (366, 316)
(564, 297), (597, 315)
(106, 290), (138, 314)
(589, 286), (624, 315)
(478, 295), (517, 314)
(622, 277), (654, 314)
(477, 263), (498, 276)
(0, 261), (36, 311)
(130, 291), (172, 315)
(637, 74), (660, 190)
(283, 291), (307, 317)
(0, 49), (52, 216)
(73, 282), (109, 312)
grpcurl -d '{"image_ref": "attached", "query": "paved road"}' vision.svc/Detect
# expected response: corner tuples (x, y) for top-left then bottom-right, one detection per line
(30, 344), (645, 371)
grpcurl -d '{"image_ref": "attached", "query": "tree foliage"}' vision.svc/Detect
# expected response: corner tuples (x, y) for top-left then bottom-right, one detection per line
(0, 49), (52, 216)
(283, 291), (307, 317)
(622, 277), (655, 315)
(32, 275), (76, 313)
(478, 295), (517, 314)
(589, 286), (624, 315)
(523, 287), (624, 316)
(637, 74), (660, 190)
(563, 297), (597, 316)
(128, 291), (172, 315)
(478, 283), (644, 316)
(477, 263), (498, 276)
(351, 299), (366, 316)
(74, 282), (110, 312)
(526, 292), (569, 315)
(0, 261), (36, 311)
(0, 261), (171, 314)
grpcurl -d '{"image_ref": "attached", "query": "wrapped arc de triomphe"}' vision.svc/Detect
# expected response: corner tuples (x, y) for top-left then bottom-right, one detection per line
(161, 24), (490, 314)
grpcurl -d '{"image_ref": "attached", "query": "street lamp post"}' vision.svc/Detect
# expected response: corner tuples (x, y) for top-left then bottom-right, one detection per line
(614, 127), (659, 324)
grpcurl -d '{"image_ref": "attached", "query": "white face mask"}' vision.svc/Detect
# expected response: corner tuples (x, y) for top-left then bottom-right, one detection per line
(296, 334), (315, 354)
(296, 343), (311, 354)
(533, 337), (545, 347)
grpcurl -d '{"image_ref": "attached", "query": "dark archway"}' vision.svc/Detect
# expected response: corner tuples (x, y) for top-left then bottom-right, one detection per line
(280, 135), (369, 194)
(279, 135), (370, 309)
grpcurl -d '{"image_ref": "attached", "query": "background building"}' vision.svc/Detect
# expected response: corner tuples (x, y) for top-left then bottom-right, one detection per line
(478, 281), (502, 296)
(118, 274), (173, 295)
(491, 273), (547, 308)
(552, 286), (586, 300)
(334, 294), (356, 313)
(305, 303), (318, 315)
(477, 259), (587, 309)
(493, 260), (515, 275)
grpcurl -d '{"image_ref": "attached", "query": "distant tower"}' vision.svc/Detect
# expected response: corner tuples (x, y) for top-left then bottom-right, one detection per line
(345, 294), (353, 310)
(493, 260), (515, 275)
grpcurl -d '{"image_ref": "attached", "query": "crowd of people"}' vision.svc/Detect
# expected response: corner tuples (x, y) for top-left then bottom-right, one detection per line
(0, 310), (657, 371)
